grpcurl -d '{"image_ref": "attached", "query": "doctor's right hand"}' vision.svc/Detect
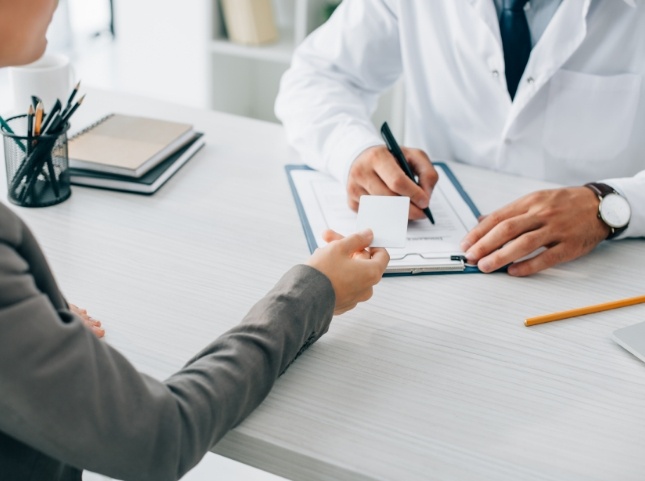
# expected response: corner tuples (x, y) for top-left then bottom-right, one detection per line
(306, 229), (389, 316)
(347, 145), (438, 220)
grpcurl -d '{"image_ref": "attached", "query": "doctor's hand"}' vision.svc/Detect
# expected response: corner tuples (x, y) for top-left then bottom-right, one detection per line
(306, 229), (389, 315)
(460, 187), (609, 277)
(347, 145), (438, 220)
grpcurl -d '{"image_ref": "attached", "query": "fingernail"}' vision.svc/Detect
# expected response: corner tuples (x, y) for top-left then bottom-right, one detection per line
(460, 240), (472, 251)
(464, 249), (476, 262)
(359, 229), (373, 238)
(478, 260), (491, 272)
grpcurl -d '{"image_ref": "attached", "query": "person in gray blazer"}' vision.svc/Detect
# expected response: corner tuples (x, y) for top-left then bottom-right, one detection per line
(0, 2), (390, 480)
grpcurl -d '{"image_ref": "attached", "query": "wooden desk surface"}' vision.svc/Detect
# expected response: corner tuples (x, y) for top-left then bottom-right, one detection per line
(2, 89), (645, 481)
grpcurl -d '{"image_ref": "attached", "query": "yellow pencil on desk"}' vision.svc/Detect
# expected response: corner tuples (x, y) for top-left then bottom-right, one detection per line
(525, 294), (645, 327)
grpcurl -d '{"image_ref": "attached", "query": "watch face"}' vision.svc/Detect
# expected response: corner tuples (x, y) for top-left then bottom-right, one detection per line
(600, 194), (631, 228)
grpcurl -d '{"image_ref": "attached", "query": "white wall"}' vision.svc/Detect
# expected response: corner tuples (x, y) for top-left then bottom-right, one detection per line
(0, 0), (212, 111)
(110, 0), (210, 108)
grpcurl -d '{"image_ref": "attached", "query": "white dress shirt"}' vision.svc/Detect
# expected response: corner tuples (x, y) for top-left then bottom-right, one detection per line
(275, 0), (645, 239)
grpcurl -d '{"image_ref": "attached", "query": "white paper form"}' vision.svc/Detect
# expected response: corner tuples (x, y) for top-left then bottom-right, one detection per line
(288, 163), (481, 274)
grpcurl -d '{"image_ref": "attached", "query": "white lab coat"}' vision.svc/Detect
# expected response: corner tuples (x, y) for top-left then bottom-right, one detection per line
(275, 0), (645, 239)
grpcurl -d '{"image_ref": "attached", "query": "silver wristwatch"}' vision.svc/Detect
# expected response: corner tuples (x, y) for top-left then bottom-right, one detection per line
(584, 182), (631, 239)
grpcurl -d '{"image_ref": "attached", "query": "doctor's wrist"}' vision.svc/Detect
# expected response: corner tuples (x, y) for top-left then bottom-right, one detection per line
(583, 182), (632, 240)
(580, 185), (611, 240)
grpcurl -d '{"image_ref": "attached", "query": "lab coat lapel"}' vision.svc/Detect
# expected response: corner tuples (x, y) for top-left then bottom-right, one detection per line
(505, 0), (590, 133)
(511, 0), (590, 112)
(467, 0), (502, 48)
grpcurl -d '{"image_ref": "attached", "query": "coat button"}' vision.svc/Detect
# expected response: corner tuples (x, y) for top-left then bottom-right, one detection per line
(526, 77), (535, 85)
(491, 69), (499, 78)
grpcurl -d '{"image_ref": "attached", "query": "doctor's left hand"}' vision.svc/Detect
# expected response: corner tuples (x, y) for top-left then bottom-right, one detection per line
(459, 186), (609, 276)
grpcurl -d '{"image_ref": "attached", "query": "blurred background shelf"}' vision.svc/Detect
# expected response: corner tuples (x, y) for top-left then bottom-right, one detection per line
(209, 27), (295, 64)
(207, 0), (404, 134)
(208, 0), (330, 122)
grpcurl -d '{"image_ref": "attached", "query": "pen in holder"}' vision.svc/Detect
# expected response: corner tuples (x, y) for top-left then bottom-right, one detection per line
(1, 114), (71, 207)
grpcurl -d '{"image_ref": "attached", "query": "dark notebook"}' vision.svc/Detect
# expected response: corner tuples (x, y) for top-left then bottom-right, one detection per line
(69, 133), (205, 195)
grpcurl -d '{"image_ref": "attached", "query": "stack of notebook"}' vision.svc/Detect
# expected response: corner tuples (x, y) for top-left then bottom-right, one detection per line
(67, 113), (205, 194)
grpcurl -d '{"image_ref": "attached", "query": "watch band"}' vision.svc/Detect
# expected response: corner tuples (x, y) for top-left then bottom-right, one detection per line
(584, 182), (629, 239)
(585, 182), (616, 198)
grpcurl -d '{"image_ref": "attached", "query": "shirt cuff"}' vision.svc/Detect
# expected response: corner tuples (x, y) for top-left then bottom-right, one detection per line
(600, 177), (645, 239)
(324, 123), (383, 186)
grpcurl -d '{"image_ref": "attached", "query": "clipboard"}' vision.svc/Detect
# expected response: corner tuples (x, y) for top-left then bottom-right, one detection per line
(286, 162), (483, 276)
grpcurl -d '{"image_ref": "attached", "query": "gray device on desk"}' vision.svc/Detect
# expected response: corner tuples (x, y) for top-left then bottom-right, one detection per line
(613, 321), (645, 364)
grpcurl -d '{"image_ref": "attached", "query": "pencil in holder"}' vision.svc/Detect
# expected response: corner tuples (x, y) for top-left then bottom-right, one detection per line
(1, 114), (71, 207)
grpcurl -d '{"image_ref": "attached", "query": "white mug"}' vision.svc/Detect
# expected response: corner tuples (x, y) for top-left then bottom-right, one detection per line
(8, 53), (75, 114)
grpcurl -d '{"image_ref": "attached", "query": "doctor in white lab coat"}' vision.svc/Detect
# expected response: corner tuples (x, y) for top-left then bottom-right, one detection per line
(275, 0), (645, 276)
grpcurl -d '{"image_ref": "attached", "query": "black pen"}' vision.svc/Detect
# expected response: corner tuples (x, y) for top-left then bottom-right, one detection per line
(49, 94), (85, 133)
(62, 80), (81, 116)
(380, 121), (435, 224)
(27, 105), (34, 154)
(60, 94), (85, 124)
(41, 99), (62, 133)
(31, 95), (41, 111)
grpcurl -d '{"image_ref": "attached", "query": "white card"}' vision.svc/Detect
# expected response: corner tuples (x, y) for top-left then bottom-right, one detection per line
(613, 320), (645, 364)
(357, 195), (409, 248)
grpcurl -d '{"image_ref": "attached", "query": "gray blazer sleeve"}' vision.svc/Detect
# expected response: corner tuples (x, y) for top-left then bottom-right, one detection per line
(0, 205), (335, 481)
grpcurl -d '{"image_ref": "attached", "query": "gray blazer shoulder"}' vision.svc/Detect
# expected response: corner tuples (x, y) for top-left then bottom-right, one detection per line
(0, 202), (335, 481)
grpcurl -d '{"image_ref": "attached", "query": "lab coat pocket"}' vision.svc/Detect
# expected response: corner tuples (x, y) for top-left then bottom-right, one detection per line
(543, 70), (641, 160)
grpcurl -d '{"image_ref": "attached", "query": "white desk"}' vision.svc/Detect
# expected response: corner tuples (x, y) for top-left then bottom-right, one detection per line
(2, 89), (645, 481)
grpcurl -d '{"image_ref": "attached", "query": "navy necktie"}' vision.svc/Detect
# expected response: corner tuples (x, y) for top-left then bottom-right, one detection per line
(499, 0), (532, 100)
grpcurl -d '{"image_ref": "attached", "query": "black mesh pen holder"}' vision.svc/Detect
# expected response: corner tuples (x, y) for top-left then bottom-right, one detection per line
(1, 114), (71, 207)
